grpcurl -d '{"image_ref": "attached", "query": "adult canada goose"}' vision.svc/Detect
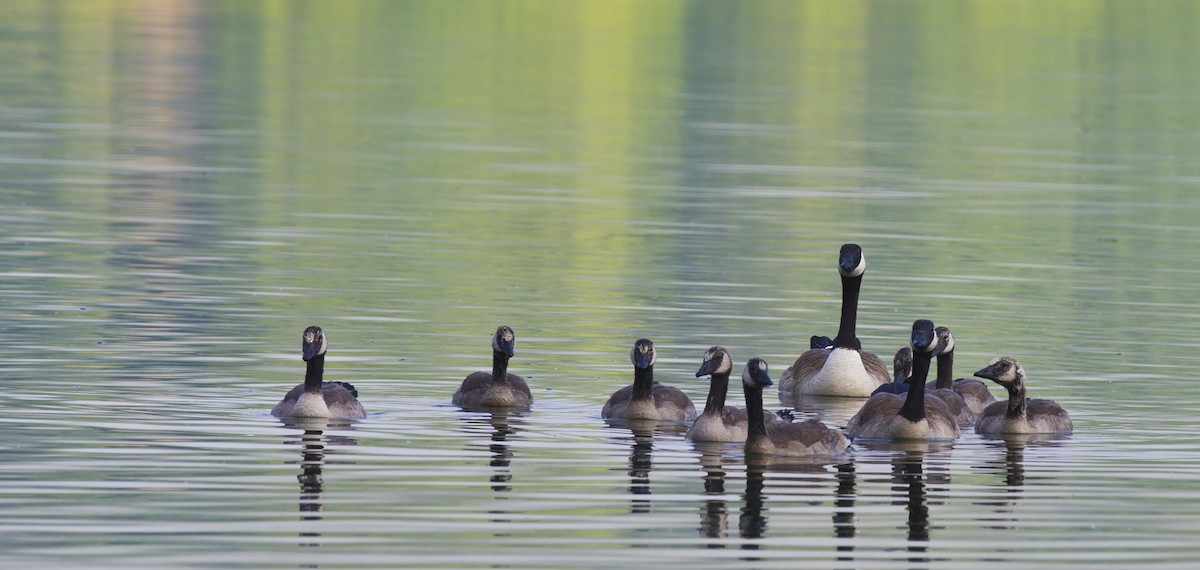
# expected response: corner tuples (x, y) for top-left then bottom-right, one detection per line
(742, 358), (850, 456)
(778, 244), (890, 397)
(872, 346), (913, 396)
(272, 326), (366, 419)
(452, 325), (532, 409)
(929, 326), (996, 416)
(973, 357), (1073, 436)
(844, 320), (959, 441)
(687, 346), (790, 442)
(871, 335), (975, 425)
(602, 339), (697, 421)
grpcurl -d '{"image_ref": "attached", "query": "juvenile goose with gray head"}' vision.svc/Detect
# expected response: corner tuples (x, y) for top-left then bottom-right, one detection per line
(452, 325), (532, 409)
(742, 358), (850, 456)
(272, 326), (366, 419)
(973, 356), (1073, 436)
(602, 339), (697, 421)
(928, 326), (996, 417)
(778, 244), (890, 397)
(687, 346), (790, 442)
(871, 346), (913, 396)
(844, 320), (959, 441)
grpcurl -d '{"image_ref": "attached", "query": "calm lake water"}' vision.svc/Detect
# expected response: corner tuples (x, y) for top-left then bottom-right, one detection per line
(3, 1), (1200, 568)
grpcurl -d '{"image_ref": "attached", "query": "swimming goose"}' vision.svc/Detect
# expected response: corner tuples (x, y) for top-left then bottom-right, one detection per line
(973, 357), (1073, 436)
(452, 325), (532, 409)
(602, 339), (697, 421)
(687, 346), (789, 442)
(272, 326), (366, 419)
(871, 346), (913, 396)
(929, 326), (996, 416)
(778, 244), (890, 396)
(871, 334), (976, 425)
(844, 320), (959, 441)
(742, 358), (850, 456)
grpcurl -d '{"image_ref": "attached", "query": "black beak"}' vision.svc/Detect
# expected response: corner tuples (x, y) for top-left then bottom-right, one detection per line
(973, 364), (996, 380)
(496, 336), (515, 358)
(634, 349), (654, 369)
(911, 320), (936, 351)
(302, 342), (320, 362)
(751, 366), (773, 388)
(696, 358), (716, 377)
(839, 252), (856, 273)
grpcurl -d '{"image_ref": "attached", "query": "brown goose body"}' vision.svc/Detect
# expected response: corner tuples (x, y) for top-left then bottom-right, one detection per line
(272, 326), (366, 420)
(602, 339), (697, 421)
(743, 358), (850, 456)
(973, 356), (1073, 436)
(845, 320), (960, 441)
(453, 325), (532, 409)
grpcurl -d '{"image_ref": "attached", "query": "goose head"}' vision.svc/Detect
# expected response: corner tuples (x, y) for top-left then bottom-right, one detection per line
(893, 346), (913, 383)
(630, 338), (657, 370)
(741, 358), (772, 390)
(810, 335), (835, 350)
(973, 356), (1025, 387)
(933, 326), (955, 356)
(911, 319), (937, 354)
(492, 325), (516, 357)
(696, 345), (732, 377)
(838, 243), (866, 278)
(301, 326), (327, 362)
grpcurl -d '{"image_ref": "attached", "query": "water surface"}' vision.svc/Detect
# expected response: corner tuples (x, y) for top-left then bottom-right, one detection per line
(2, 1), (1200, 568)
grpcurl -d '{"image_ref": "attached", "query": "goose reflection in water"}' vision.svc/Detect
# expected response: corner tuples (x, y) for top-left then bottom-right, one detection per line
(279, 418), (359, 553)
(975, 434), (1070, 529)
(696, 447), (857, 559)
(604, 419), (688, 514)
(875, 444), (952, 568)
(458, 410), (526, 494)
(696, 444), (730, 545)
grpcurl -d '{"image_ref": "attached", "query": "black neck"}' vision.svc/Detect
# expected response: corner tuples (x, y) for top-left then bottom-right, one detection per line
(702, 372), (730, 414)
(304, 355), (325, 393)
(744, 381), (768, 439)
(491, 350), (510, 383)
(632, 366), (654, 399)
(833, 274), (862, 349)
(899, 349), (932, 422)
(1004, 381), (1027, 419)
(935, 350), (954, 390)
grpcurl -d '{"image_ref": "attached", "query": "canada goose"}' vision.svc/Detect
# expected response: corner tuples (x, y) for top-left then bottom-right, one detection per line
(602, 339), (697, 421)
(687, 346), (790, 442)
(844, 320), (960, 441)
(272, 326), (366, 419)
(973, 357), (1073, 436)
(742, 358), (850, 456)
(929, 326), (996, 416)
(871, 346), (913, 396)
(452, 325), (532, 409)
(779, 244), (890, 397)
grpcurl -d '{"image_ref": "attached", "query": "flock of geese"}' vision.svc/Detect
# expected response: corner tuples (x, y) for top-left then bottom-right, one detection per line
(272, 244), (1073, 457)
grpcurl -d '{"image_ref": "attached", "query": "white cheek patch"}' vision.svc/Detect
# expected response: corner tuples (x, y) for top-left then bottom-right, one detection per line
(847, 253), (867, 277)
(941, 334), (954, 353)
